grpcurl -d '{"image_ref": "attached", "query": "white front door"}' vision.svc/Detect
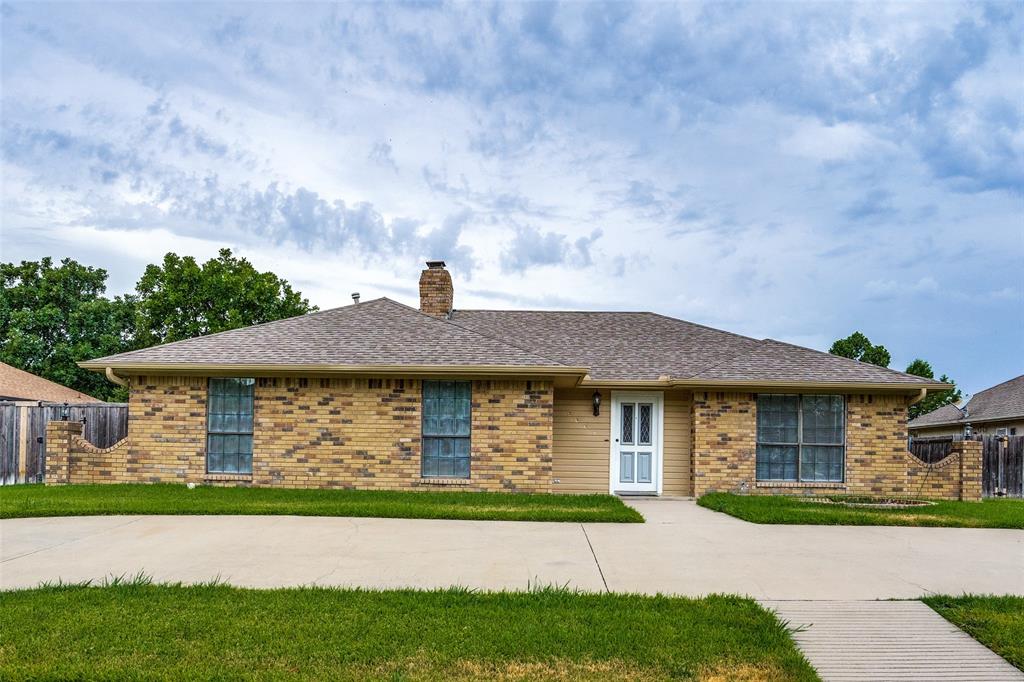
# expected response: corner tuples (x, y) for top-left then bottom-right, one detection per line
(610, 392), (663, 494)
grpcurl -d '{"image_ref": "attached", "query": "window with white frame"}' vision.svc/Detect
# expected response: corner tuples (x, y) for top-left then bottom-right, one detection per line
(756, 394), (845, 482)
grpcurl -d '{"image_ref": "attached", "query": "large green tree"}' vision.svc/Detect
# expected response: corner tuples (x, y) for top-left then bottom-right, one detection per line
(904, 358), (963, 420)
(0, 258), (135, 401)
(2, 250), (316, 401)
(828, 331), (892, 367)
(132, 249), (316, 348)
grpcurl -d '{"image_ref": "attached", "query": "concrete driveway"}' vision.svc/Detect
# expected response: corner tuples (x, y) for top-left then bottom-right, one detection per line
(2, 499), (1021, 598)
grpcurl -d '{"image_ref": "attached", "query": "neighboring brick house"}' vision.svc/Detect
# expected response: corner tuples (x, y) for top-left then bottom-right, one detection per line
(55, 260), (973, 499)
(909, 375), (1024, 438)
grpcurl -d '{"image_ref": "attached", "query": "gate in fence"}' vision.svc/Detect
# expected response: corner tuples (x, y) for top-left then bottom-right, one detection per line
(981, 435), (1023, 498)
(0, 402), (128, 484)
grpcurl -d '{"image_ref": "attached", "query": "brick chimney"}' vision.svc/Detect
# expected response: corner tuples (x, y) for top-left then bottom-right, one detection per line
(419, 260), (453, 317)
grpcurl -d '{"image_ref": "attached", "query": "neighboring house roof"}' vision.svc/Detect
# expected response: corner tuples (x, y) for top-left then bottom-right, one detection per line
(0, 362), (100, 403)
(908, 403), (965, 428)
(82, 297), (944, 389)
(909, 375), (1024, 429)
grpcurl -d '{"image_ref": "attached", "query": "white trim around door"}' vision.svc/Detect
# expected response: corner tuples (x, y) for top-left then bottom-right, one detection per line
(609, 391), (664, 495)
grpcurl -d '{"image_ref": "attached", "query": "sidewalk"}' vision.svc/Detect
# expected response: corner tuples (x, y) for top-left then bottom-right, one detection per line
(2, 500), (1022, 597)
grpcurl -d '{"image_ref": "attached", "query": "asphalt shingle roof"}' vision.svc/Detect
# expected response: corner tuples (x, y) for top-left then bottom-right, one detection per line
(0, 362), (100, 403)
(83, 298), (945, 387)
(909, 375), (1024, 428)
(448, 310), (763, 381)
(449, 310), (941, 385)
(84, 298), (570, 369)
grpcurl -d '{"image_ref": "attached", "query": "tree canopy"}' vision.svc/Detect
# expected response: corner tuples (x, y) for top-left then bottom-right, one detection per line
(133, 249), (314, 348)
(829, 333), (963, 421)
(1, 250), (316, 401)
(828, 331), (891, 368)
(904, 358), (963, 420)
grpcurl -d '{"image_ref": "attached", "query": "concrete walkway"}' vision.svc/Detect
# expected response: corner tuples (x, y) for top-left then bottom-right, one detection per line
(763, 600), (1024, 681)
(2, 500), (1022, 597)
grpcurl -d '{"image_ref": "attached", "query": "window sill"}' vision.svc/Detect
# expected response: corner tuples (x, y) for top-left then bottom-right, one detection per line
(755, 481), (846, 489)
(417, 478), (472, 486)
(204, 473), (253, 482)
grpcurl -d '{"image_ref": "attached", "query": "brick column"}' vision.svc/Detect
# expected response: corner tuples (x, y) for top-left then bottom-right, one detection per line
(44, 421), (83, 485)
(955, 439), (983, 501)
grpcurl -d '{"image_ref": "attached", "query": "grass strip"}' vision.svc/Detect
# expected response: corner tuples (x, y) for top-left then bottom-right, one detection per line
(923, 595), (1024, 671)
(0, 483), (643, 523)
(0, 578), (817, 681)
(697, 493), (1024, 529)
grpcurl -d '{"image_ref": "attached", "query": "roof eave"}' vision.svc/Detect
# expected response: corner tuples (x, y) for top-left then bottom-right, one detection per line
(577, 376), (951, 392)
(78, 361), (589, 379)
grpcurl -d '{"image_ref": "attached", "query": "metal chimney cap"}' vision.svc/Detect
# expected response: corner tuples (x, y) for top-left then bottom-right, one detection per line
(425, 260), (446, 269)
(351, 292), (360, 304)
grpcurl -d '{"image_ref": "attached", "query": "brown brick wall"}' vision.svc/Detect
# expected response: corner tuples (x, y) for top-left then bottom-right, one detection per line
(905, 440), (983, 501)
(690, 391), (976, 500)
(692, 392), (756, 497)
(52, 375), (553, 492)
(845, 394), (912, 496)
(124, 375), (209, 483)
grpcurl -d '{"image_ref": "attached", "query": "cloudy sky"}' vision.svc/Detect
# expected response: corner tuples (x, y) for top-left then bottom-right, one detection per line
(1, 2), (1021, 395)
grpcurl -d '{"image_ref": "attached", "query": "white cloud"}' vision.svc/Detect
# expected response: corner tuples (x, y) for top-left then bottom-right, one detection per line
(1, 1), (1021, 396)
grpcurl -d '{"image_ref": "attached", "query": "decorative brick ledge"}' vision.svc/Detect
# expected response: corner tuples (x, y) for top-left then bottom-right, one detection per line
(203, 473), (253, 482)
(755, 481), (846, 490)
(416, 478), (472, 486)
(71, 435), (130, 456)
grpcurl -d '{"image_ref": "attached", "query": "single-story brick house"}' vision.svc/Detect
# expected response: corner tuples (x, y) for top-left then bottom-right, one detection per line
(909, 374), (1024, 438)
(52, 261), (977, 499)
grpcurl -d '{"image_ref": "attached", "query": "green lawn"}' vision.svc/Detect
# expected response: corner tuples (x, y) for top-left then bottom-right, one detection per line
(0, 483), (643, 523)
(698, 493), (1024, 529)
(924, 595), (1024, 671)
(0, 580), (817, 681)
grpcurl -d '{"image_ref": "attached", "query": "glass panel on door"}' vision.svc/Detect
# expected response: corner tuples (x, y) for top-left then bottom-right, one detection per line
(621, 404), (635, 445)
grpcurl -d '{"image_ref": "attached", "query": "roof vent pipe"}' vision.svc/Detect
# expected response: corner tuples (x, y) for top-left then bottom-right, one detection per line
(351, 292), (360, 304)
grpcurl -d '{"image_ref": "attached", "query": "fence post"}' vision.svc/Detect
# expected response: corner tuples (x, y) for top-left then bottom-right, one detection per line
(44, 421), (83, 485)
(956, 439), (983, 501)
(17, 406), (29, 483)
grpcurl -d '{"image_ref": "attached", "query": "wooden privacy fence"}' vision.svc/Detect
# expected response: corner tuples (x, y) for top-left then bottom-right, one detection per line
(908, 436), (955, 464)
(0, 402), (127, 484)
(982, 434), (1023, 499)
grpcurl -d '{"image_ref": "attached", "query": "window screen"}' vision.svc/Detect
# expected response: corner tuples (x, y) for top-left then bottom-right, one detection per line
(756, 394), (844, 482)
(422, 380), (471, 478)
(207, 378), (255, 474)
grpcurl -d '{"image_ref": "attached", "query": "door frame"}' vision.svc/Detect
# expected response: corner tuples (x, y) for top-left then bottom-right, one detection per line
(608, 391), (664, 495)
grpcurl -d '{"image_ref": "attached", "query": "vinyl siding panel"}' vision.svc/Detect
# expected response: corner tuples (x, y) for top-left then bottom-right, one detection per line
(552, 388), (693, 495)
(663, 390), (693, 496)
(552, 388), (610, 493)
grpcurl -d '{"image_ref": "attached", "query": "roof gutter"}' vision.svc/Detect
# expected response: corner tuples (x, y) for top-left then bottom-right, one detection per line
(576, 376), (952, 393)
(105, 367), (129, 387)
(80, 362), (590, 379)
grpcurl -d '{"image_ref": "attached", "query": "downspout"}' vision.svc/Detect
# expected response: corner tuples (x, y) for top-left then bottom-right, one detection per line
(105, 367), (129, 387)
(909, 388), (927, 405)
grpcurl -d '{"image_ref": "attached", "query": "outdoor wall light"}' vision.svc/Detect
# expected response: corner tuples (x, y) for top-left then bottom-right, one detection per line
(592, 390), (602, 417)
(60, 402), (70, 421)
